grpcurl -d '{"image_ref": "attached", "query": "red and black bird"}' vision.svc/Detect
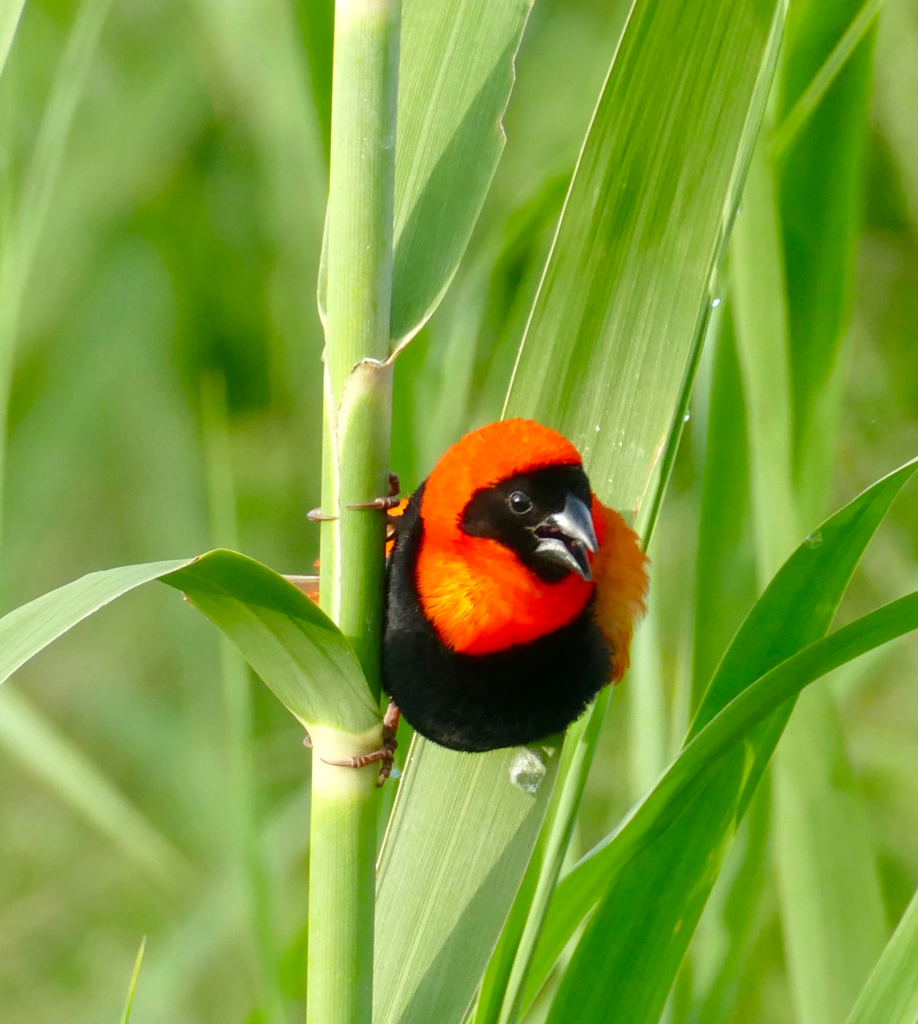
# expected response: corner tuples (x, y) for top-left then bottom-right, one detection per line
(382, 419), (648, 753)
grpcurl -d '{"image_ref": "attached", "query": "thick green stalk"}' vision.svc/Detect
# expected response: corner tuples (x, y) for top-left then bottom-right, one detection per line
(319, 0), (400, 688)
(307, 729), (383, 1024)
(310, 2), (400, 1023)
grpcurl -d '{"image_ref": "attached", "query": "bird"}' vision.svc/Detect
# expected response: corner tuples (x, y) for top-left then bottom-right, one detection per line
(381, 418), (648, 755)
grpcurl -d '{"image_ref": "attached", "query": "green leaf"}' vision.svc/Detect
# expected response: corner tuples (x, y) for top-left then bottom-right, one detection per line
(318, 0), (534, 346)
(375, 0), (789, 1019)
(474, 690), (612, 1024)
(0, 559), (192, 686)
(162, 550), (378, 733)
(777, 0), (878, 517)
(692, 304), (757, 709)
(845, 885), (918, 1024)
(522, 456), (918, 1017)
(545, 584), (918, 1024)
(119, 936), (147, 1024)
(503, 0), (785, 516)
(771, 0), (885, 160)
(731, 136), (799, 580)
(374, 739), (561, 1024)
(390, 0), (534, 343)
(540, 592), (918, 1024)
(0, 549), (376, 736)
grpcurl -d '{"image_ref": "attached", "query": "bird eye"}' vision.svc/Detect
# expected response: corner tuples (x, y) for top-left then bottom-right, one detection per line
(509, 491), (533, 515)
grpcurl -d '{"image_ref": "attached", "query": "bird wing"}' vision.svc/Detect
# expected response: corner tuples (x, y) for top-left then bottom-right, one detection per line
(591, 501), (649, 682)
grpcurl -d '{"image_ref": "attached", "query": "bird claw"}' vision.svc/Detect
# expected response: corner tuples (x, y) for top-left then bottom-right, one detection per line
(321, 734), (398, 786)
(346, 495), (403, 511)
(345, 472), (402, 513)
(316, 703), (401, 787)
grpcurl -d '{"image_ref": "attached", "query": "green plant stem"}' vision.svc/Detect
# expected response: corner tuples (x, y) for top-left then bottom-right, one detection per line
(310, 1), (400, 1022)
(307, 734), (381, 1024)
(319, 0), (400, 689)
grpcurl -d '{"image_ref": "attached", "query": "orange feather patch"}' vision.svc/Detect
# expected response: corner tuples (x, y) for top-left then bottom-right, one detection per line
(590, 502), (648, 682)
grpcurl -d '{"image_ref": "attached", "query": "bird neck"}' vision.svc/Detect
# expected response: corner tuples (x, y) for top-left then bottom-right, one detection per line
(414, 532), (594, 656)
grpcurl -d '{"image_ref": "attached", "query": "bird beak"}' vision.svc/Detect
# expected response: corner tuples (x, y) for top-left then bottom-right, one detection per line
(533, 494), (598, 581)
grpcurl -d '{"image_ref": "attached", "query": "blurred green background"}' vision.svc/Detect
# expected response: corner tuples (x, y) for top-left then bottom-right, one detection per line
(0, 0), (917, 1021)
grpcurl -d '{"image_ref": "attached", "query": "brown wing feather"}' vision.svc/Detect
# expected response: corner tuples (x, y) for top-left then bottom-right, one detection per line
(591, 503), (649, 682)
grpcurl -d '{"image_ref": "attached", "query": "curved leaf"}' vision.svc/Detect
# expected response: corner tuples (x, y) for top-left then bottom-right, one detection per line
(523, 455), (918, 1015)
(318, 0), (534, 345)
(0, 559), (191, 686)
(162, 550), (377, 732)
(543, 587), (918, 1024)
(390, 0), (533, 342)
(0, 550), (376, 734)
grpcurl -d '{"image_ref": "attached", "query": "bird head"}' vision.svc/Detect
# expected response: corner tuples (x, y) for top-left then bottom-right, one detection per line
(416, 420), (605, 655)
(460, 463), (598, 582)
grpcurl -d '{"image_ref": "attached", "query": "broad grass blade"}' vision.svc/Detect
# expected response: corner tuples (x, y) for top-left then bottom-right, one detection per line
(161, 550), (378, 733)
(692, 305), (757, 709)
(845, 885), (918, 1024)
(543, 585), (918, 1022)
(375, 739), (561, 1024)
(503, 0), (785, 516)
(318, 0), (534, 345)
(771, 0), (885, 160)
(375, 0), (788, 1019)
(390, 0), (533, 343)
(0, 559), (191, 687)
(776, 0), (878, 518)
(0, 549), (377, 738)
(731, 138), (799, 577)
(523, 456), (918, 1016)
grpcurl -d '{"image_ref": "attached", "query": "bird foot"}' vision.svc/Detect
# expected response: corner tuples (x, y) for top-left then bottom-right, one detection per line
(314, 703), (401, 787)
(309, 473), (401, 518)
(346, 472), (401, 512)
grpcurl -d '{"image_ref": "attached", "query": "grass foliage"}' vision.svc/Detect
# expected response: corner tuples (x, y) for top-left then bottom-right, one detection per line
(0, 0), (918, 1022)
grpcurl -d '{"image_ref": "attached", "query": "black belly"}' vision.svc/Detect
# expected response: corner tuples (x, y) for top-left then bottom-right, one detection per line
(382, 485), (612, 753)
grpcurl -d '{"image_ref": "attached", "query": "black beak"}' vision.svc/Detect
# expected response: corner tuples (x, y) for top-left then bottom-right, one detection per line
(533, 494), (598, 581)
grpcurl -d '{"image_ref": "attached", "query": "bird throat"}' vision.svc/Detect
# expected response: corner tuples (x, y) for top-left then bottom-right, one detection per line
(414, 532), (594, 656)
